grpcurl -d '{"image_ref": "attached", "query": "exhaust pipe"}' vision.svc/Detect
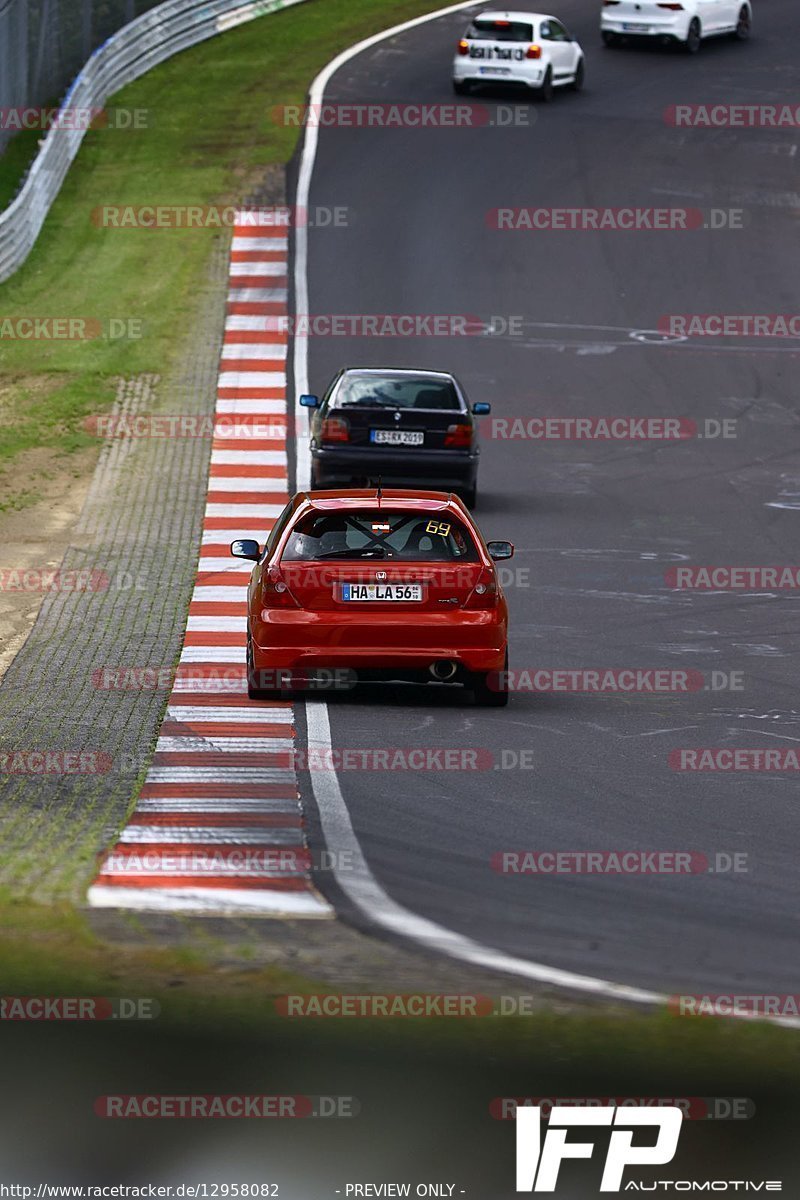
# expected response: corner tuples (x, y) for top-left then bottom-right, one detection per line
(429, 659), (458, 681)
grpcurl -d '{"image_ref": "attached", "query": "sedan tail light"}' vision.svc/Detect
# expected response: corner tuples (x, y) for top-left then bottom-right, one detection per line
(320, 416), (349, 443)
(457, 38), (469, 55)
(444, 422), (473, 448)
(657, 3), (684, 8)
(261, 568), (299, 610)
(526, 44), (542, 58)
(465, 567), (499, 610)
(603, 2), (620, 6)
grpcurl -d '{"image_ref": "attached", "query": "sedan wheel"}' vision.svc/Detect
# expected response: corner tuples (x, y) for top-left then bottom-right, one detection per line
(685, 18), (701, 53)
(735, 7), (751, 39)
(472, 651), (509, 708)
(247, 629), (285, 701)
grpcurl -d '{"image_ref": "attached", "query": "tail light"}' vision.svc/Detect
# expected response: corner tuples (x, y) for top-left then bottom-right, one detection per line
(444, 422), (473, 448)
(603, 1), (620, 6)
(526, 44), (542, 58)
(260, 567), (299, 610)
(457, 38), (469, 55)
(320, 416), (349, 443)
(465, 567), (499, 610)
(657, 3), (684, 8)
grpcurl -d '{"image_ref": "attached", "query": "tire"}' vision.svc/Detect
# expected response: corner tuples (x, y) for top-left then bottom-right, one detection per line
(735, 6), (750, 40)
(601, 31), (618, 48)
(452, 80), (470, 95)
(684, 18), (701, 53)
(247, 629), (287, 701)
(538, 68), (554, 103)
(471, 651), (509, 708)
(570, 58), (585, 91)
(460, 485), (477, 510)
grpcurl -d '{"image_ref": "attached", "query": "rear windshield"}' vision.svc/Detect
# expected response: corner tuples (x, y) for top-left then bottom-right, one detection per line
(281, 510), (480, 562)
(467, 19), (534, 42)
(332, 375), (461, 412)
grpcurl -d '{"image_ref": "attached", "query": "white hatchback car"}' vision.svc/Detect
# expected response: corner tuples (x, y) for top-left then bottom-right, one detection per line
(453, 10), (585, 101)
(601, 0), (752, 53)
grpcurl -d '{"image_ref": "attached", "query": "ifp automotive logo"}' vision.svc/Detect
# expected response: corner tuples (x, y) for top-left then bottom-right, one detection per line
(516, 1105), (682, 1192)
(515, 1105), (782, 1192)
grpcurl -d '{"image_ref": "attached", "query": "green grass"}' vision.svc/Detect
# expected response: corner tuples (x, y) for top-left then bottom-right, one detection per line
(1, 897), (799, 1085)
(0, 0), (454, 488)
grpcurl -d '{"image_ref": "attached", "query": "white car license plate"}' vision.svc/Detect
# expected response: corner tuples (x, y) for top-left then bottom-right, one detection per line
(341, 583), (423, 602)
(370, 429), (424, 446)
(479, 66), (511, 75)
(622, 22), (650, 31)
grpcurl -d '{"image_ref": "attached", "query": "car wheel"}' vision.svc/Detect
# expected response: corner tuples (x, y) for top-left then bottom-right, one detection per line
(601, 31), (618, 48)
(247, 629), (286, 701)
(735, 6), (750, 39)
(570, 58), (585, 91)
(684, 18), (701, 53)
(538, 68), (554, 102)
(452, 80), (471, 95)
(460, 485), (477, 510)
(471, 651), (509, 708)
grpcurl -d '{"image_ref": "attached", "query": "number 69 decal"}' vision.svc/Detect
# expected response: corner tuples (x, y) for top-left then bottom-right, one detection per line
(425, 520), (451, 537)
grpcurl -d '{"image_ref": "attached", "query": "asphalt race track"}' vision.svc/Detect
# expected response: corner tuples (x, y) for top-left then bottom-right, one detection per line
(300, 0), (800, 996)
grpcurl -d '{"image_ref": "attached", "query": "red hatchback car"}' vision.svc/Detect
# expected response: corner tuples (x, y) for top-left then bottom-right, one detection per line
(231, 488), (513, 705)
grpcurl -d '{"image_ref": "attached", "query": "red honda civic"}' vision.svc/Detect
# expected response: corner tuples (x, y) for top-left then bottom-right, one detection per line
(231, 488), (513, 705)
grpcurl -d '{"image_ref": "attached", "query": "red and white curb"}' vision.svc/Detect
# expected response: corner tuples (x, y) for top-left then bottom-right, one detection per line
(88, 210), (332, 917)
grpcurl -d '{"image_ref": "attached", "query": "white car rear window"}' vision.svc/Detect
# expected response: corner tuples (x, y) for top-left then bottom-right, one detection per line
(467, 19), (534, 42)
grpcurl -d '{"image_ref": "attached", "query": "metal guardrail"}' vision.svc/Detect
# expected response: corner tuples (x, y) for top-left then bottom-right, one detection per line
(0, 0), (308, 283)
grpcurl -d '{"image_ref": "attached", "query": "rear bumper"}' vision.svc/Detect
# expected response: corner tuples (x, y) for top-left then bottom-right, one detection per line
(251, 610), (506, 673)
(311, 445), (479, 490)
(601, 14), (689, 39)
(452, 59), (547, 87)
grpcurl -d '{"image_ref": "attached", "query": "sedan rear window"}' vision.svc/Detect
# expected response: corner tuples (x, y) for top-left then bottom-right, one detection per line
(332, 375), (461, 411)
(281, 511), (480, 562)
(467, 19), (534, 42)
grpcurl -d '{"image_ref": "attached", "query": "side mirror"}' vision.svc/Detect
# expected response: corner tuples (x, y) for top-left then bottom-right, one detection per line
(230, 538), (261, 562)
(299, 394), (320, 408)
(472, 402), (491, 415)
(487, 540), (514, 561)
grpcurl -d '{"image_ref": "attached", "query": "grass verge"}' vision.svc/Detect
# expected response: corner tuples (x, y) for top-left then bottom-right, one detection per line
(0, 0), (455, 502)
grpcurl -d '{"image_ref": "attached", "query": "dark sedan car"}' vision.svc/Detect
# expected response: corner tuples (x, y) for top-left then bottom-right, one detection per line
(300, 367), (490, 508)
